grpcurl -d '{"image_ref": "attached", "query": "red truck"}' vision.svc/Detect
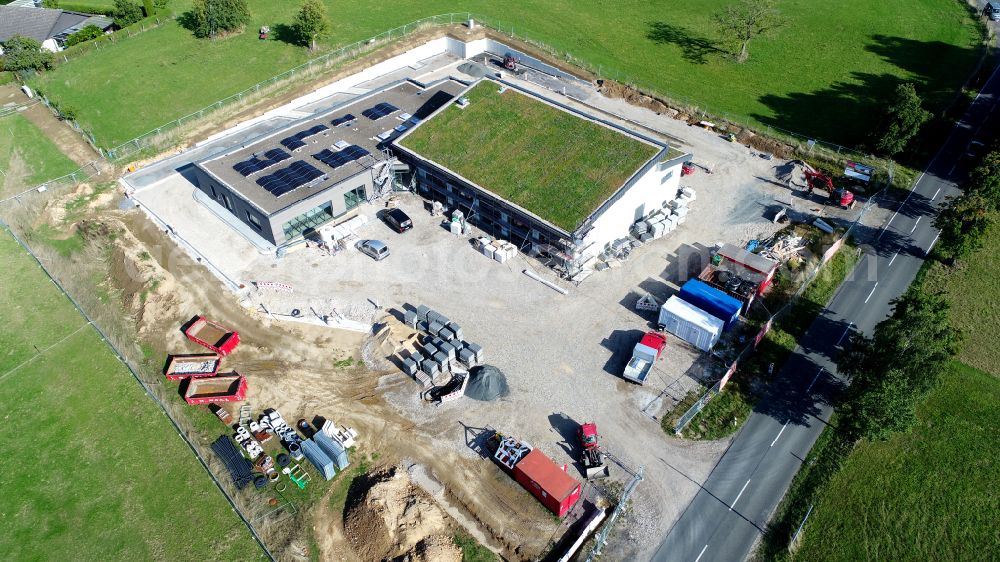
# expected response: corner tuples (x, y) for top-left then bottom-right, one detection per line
(184, 316), (240, 356)
(622, 331), (667, 385)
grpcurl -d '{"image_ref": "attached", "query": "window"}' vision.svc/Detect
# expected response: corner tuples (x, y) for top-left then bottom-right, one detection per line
(222, 194), (233, 211)
(281, 202), (334, 240)
(661, 170), (674, 184)
(344, 185), (366, 211)
(246, 212), (262, 231)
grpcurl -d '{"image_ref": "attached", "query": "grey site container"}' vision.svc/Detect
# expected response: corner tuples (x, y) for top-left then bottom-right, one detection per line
(401, 358), (418, 376)
(416, 305), (431, 322)
(404, 310), (417, 328)
(446, 322), (464, 341)
(439, 341), (456, 360)
(300, 438), (336, 480)
(422, 359), (440, 376)
(458, 347), (476, 365)
(314, 431), (350, 470)
(432, 351), (449, 371)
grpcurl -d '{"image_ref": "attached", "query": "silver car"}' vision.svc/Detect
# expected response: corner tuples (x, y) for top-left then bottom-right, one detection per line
(357, 239), (390, 261)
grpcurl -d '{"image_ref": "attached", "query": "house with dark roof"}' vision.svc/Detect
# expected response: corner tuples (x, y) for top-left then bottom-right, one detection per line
(0, 4), (112, 52)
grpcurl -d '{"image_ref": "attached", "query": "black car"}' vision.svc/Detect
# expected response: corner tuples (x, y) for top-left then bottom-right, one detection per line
(382, 208), (413, 232)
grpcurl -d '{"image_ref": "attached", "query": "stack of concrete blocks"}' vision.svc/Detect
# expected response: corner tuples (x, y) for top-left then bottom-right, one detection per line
(669, 187), (696, 226)
(633, 211), (677, 242)
(457, 341), (484, 366)
(478, 238), (517, 263)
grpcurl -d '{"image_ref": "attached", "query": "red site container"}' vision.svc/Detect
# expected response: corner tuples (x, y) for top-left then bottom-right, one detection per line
(512, 448), (582, 517)
(183, 315), (240, 356)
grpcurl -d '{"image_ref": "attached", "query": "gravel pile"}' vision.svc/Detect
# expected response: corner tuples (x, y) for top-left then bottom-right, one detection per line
(174, 360), (216, 373)
(457, 62), (489, 78)
(464, 365), (509, 401)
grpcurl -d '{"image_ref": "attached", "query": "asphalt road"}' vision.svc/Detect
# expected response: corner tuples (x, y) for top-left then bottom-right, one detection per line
(652, 62), (1000, 562)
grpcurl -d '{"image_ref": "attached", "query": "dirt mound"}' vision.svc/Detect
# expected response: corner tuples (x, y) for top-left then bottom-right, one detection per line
(344, 466), (454, 562)
(403, 534), (462, 562)
(596, 80), (669, 114)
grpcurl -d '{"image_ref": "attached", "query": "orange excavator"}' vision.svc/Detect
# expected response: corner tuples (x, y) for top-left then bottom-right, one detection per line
(804, 167), (854, 209)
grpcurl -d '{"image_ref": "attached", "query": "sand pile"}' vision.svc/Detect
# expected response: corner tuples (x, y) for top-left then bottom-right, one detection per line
(465, 365), (509, 401)
(344, 466), (458, 562)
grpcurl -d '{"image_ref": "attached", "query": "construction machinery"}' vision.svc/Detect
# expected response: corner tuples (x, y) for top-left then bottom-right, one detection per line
(503, 54), (518, 71)
(803, 167), (854, 209)
(579, 422), (610, 479)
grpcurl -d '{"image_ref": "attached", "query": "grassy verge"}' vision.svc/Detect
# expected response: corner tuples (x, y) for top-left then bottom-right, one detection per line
(673, 242), (859, 440)
(923, 220), (1000, 376)
(765, 362), (1000, 562)
(455, 532), (497, 562)
(31, 0), (980, 149)
(0, 229), (265, 561)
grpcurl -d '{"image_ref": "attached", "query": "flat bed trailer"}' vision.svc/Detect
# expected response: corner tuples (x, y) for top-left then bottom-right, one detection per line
(184, 315), (240, 356)
(184, 373), (247, 405)
(622, 332), (667, 384)
(163, 353), (221, 380)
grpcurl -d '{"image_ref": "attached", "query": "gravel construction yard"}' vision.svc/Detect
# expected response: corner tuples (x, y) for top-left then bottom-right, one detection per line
(126, 52), (893, 559)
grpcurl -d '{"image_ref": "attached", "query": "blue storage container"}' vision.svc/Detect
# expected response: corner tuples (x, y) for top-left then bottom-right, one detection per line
(678, 279), (742, 331)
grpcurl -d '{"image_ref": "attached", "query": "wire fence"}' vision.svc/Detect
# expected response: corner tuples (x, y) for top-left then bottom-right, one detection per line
(0, 218), (276, 562)
(0, 160), (105, 206)
(672, 189), (884, 435)
(34, 11), (891, 177)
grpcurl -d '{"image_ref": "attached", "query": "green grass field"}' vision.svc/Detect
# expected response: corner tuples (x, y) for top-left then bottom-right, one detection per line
(0, 231), (265, 561)
(0, 114), (80, 196)
(399, 81), (658, 231)
(924, 223), (1000, 376)
(792, 362), (999, 562)
(31, 0), (980, 150)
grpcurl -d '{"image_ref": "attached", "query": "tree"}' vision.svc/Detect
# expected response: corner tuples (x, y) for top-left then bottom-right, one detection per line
(875, 83), (931, 156)
(0, 36), (55, 72)
(143, 0), (155, 17)
(839, 291), (959, 440)
(713, 0), (784, 63)
(966, 149), (1000, 209)
(113, 0), (145, 28)
(189, 0), (251, 39)
(65, 25), (105, 47)
(293, 0), (330, 51)
(933, 192), (994, 263)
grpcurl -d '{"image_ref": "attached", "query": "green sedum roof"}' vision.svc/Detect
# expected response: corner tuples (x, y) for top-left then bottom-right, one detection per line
(398, 81), (660, 232)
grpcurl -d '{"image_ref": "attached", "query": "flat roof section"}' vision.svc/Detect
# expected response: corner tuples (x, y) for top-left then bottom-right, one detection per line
(397, 80), (662, 232)
(199, 79), (466, 215)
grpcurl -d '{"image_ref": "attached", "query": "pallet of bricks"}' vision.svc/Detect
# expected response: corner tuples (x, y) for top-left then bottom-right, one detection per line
(398, 305), (484, 385)
(631, 187), (696, 242)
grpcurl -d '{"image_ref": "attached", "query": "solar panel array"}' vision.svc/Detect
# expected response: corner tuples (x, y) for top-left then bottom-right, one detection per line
(331, 114), (355, 127)
(232, 148), (290, 177)
(256, 160), (325, 197)
(313, 145), (371, 170)
(280, 124), (329, 150)
(362, 102), (399, 120)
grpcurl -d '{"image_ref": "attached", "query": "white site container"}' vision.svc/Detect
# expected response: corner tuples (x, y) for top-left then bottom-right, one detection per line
(658, 296), (724, 351)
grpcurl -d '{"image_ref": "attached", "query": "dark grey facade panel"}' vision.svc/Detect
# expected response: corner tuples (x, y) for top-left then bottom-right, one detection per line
(191, 165), (277, 244)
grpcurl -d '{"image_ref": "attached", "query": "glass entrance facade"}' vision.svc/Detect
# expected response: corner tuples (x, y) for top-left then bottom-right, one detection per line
(281, 202), (334, 240)
(344, 185), (366, 211)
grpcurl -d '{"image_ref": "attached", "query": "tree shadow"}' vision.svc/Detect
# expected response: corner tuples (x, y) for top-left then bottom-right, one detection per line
(646, 21), (726, 64)
(176, 10), (199, 34)
(271, 23), (300, 46)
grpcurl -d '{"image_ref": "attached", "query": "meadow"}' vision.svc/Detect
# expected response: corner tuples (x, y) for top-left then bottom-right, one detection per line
(0, 230), (265, 561)
(0, 114), (80, 196)
(792, 362), (999, 562)
(31, 0), (982, 149)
